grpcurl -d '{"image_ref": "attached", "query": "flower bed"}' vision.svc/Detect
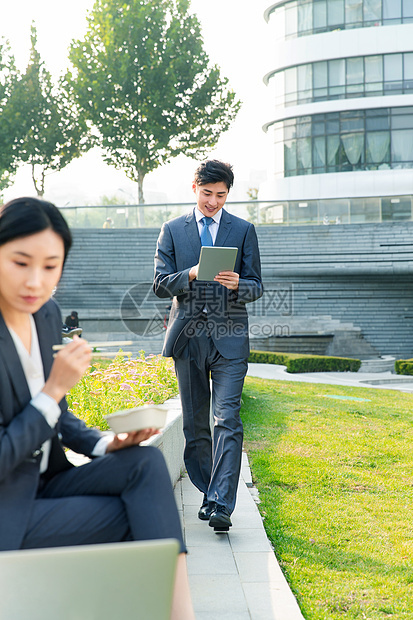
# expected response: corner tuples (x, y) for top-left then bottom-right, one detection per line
(67, 353), (178, 430)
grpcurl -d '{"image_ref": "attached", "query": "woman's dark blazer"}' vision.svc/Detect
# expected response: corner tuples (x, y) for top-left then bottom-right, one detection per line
(0, 299), (103, 551)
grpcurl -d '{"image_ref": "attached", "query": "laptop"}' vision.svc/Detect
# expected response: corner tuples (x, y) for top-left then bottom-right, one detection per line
(0, 538), (179, 620)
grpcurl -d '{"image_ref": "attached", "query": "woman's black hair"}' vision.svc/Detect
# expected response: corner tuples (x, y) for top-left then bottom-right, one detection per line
(0, 197), (72, 263)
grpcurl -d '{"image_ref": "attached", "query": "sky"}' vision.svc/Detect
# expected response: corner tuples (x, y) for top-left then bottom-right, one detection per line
(0, 0), (274, 205)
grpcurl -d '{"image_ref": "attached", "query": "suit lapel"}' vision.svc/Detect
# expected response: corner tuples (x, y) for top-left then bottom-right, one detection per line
(0, 304), (55, 413)
(215, 209), (232, 247)
(34, 303), (69, 473)
(33, 304), (54, 380)
(0, 314), (31, 411)
(184, 210), (202, 260)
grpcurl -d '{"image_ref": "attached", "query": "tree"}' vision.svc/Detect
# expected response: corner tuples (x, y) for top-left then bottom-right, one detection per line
(68, 0), (241, 206)
(0, 39), (19, 197)
(12, 25), (93, 197)
(246, 187), (259, 224)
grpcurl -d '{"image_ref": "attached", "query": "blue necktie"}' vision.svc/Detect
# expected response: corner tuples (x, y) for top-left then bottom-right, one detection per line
(200, 216), (214, 246)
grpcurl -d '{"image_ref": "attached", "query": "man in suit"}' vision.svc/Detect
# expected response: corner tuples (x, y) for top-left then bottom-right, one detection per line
(153, 160), (263, 531)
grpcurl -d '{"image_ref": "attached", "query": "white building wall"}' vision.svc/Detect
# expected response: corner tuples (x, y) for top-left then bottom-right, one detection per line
(264, 5), (413, 204)
(270, 25), (413, 75)
(272, 169), (413, 201)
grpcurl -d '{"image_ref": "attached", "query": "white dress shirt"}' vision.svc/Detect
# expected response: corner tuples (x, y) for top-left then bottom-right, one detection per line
(9, 316), (112, 473)
(195, 207), (222, 245)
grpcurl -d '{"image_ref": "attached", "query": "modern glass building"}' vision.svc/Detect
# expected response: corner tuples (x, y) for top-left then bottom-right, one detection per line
(263, 0), (413, 224)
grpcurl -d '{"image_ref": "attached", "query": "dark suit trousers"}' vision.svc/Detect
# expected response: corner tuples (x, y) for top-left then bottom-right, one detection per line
(21, 446), (185, 553)
(174, 325), (248, 514)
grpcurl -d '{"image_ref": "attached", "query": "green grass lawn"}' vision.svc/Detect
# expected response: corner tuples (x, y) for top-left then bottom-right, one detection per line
(241, 377), (413, 620)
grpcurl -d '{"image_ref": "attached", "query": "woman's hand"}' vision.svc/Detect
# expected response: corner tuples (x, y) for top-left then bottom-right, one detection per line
(42, 336), (92, 403)
(105, 428), (160, 452)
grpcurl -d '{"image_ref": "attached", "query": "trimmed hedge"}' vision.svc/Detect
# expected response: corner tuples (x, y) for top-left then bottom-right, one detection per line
(248, 350), (361, 374)
(395, 358), (413, 376)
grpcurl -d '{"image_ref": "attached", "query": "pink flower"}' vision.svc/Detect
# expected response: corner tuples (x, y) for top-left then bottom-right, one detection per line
(120, 383), (133, 391)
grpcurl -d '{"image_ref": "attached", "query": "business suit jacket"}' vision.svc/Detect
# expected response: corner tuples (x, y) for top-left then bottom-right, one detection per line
(153, 208), (263, 359)
(0, 299), (103, 551)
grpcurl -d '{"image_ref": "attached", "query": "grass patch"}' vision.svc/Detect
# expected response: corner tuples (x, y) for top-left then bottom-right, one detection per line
(241, 377), (413, 619)
(67, 353), (178, 430)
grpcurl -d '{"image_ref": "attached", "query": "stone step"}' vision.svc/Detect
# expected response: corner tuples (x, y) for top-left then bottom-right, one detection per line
(326, 329), (380, 360)
(81, 331), (164, 357)
(53, 225), (413, 361)
(361, 375), (413, 384)
(359, 357), (396, 373)
(250, 334), (334, 356)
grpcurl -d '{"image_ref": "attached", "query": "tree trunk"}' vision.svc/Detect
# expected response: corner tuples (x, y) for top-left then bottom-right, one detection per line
(32, 164), (45, 197)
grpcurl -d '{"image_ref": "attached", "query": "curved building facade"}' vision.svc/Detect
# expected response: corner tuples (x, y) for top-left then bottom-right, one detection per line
(264, 0), (413, 224)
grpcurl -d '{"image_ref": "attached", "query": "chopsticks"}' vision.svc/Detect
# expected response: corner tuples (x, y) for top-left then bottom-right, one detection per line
(90, 351), (133, 358)
(52, 340), (133, 357)
(52, 340), (133, 351)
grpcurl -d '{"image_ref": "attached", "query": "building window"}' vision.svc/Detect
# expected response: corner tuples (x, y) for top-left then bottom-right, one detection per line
(271, 53), (413, 106)
(365, 55), (383, 94)
(383, 0), (402, 24)
(264, 196), (412, 224)
(270, 0), (413, 38)
(274, 107), (413, 176)
(381, 197), (412, 219)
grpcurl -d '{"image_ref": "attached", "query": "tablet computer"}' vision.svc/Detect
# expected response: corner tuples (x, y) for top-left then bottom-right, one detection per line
(197, 246), (238, 281)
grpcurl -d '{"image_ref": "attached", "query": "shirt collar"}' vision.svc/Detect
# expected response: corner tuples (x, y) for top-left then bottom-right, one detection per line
(195, 207), (223, 226)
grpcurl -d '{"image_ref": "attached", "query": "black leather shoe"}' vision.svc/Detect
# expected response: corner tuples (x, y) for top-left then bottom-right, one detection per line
(209, 504), (232, 532)
(198, 495), (212, 521)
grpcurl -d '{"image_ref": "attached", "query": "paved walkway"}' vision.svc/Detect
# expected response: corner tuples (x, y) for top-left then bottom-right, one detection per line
(178, 364), (413, 619)
(247, 363), (413, 393)
(176, 454), (304, 620)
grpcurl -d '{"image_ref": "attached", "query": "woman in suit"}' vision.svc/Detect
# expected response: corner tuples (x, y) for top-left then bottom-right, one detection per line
(0, 197), (194, 620)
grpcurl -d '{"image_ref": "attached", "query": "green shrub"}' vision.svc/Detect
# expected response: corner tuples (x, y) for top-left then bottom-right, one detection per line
(247, 350), (290, 366)
(395, 358), (413, 375)
(248, 349), (361, 373)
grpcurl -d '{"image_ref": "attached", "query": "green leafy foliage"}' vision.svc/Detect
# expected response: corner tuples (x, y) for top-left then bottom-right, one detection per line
(11, 24), (93, 196)
(395, 358), (413, 375)
(68, 0), (241, 203)
(0, 38), (19, 196)
(67, 352), (178, 430)
(242, 377), (413, 619)
(248, 349), (361, 373)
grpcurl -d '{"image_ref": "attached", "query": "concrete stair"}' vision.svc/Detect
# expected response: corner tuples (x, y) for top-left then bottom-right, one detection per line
(249, 315), (381, 359)
(53, 225), (413, 360)
(359, 356), (396, 373)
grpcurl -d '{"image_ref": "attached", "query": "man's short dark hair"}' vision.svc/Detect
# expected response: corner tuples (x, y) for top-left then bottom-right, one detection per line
(194, 160), (234, 191)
